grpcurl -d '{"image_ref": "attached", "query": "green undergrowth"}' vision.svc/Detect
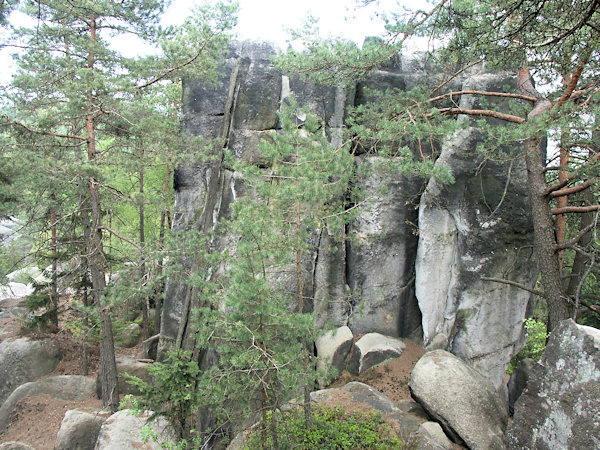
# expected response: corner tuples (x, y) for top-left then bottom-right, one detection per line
(244, 405), (408, 450)
(508, 318), (549, 374)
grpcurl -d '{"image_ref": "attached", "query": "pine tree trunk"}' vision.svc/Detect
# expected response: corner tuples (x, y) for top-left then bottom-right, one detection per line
(83, 19), (119, 412)
(49, 193), (59, 326)
(81, 180), (119, 411)
(139, 163), (149, 341)
(523, 100), (574, 332)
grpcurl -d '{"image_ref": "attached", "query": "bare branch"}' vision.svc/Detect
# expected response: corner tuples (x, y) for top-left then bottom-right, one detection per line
(431, 58), (485, 94)
(556, 222), (596, 251)
(556, 47), (593, 107)
(98, 225), (142, 252)
(433, 108), (526, 124)
(552, 205), (600, 215)
(135, 34), (215, 89)
(428, 90), (538, 104)
(550, 181), (593, 198)
(544, 178), (570, 196)
(481, 276), (547, 298)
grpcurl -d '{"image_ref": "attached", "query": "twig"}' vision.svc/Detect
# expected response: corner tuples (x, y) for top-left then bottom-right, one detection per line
(98, 225), (142, 251)
(575, 250), (596, 321)
(487, 160), (513, 219)
(431, 59), (485, 94)
(555, 221), (596, 251)
(480, 276), (547, 298)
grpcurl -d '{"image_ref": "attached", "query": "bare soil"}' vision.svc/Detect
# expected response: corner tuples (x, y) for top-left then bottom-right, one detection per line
(0, 299), (143, 449)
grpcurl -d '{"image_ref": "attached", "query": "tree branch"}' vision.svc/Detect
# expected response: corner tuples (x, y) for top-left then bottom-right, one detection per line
(533, 0), (600, 48)
(556, 47), (592, 107)
(428, 90), (538, 104)
(135, 34), (214, 89)
(555, 222), (596, 251)
(552, 205), (600, 215)
(431, 58), (485, 94)
(480, 276), (547, 298)
(544, 178), (570, 196)
(98, 225), (142, 252)
(434, 108), (526, 124)
(550, 181), (592, 198)
(3, 117), (87, 141)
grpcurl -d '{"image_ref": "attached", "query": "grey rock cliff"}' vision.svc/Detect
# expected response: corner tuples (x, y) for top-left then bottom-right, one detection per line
(415, 71), (536, 394)
(158, 41), (536, 393)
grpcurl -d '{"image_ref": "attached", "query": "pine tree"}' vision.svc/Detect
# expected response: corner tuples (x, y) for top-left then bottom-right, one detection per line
(0, 0), (237, 412)
(191, 96), (355, 445)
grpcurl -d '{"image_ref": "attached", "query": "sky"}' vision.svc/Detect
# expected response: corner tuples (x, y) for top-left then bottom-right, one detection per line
(0, 0), (414, 84)
(164, 0), (397, 46)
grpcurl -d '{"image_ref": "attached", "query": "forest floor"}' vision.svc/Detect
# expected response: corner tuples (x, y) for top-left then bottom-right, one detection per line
(0, 296), (425, 449)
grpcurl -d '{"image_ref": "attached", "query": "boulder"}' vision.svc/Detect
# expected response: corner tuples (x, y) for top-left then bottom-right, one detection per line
(425, 333), (448, 352)
(143, 333), (160, 360)
(417, 421), (455, 450)
(347, 332), (406, 375)
(311, 381), (424, 437)
(506, 320), (600, 449)
(55, 409), (108, 450)
(116, 323), (141, 348)
(97, 356), (152, 398)
(95, 409), (177, 449)
(0, 338), (60, 406)
(0, 307), (29, 319)
(0, 443), (35, 450)
(409, 350), (508, 449)
(507, 358), (537, 416)
(315, 325), (353, 384)
(0, 375), (95, 432)
(415, 72), (536, 393)
(0, 283), (33, 301)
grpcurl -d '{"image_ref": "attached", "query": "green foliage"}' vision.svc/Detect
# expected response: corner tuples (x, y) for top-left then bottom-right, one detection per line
(123, 349), (200, 437)
(508, 318), (549, 374)
(245, 405), (407, 450)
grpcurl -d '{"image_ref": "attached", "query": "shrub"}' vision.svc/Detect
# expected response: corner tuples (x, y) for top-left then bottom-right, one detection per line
(245, 405), (407, 449)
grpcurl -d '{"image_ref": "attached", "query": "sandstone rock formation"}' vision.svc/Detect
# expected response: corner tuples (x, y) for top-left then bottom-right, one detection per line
(415, 71), (536, 395)
(55, 409), (108, 450)
(95, 409), (177, 449)
(506, 320), (600, 449)
(409, 350), (508, 449)
(158, 40), (536, 398)
(0, 338), (60, 407)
